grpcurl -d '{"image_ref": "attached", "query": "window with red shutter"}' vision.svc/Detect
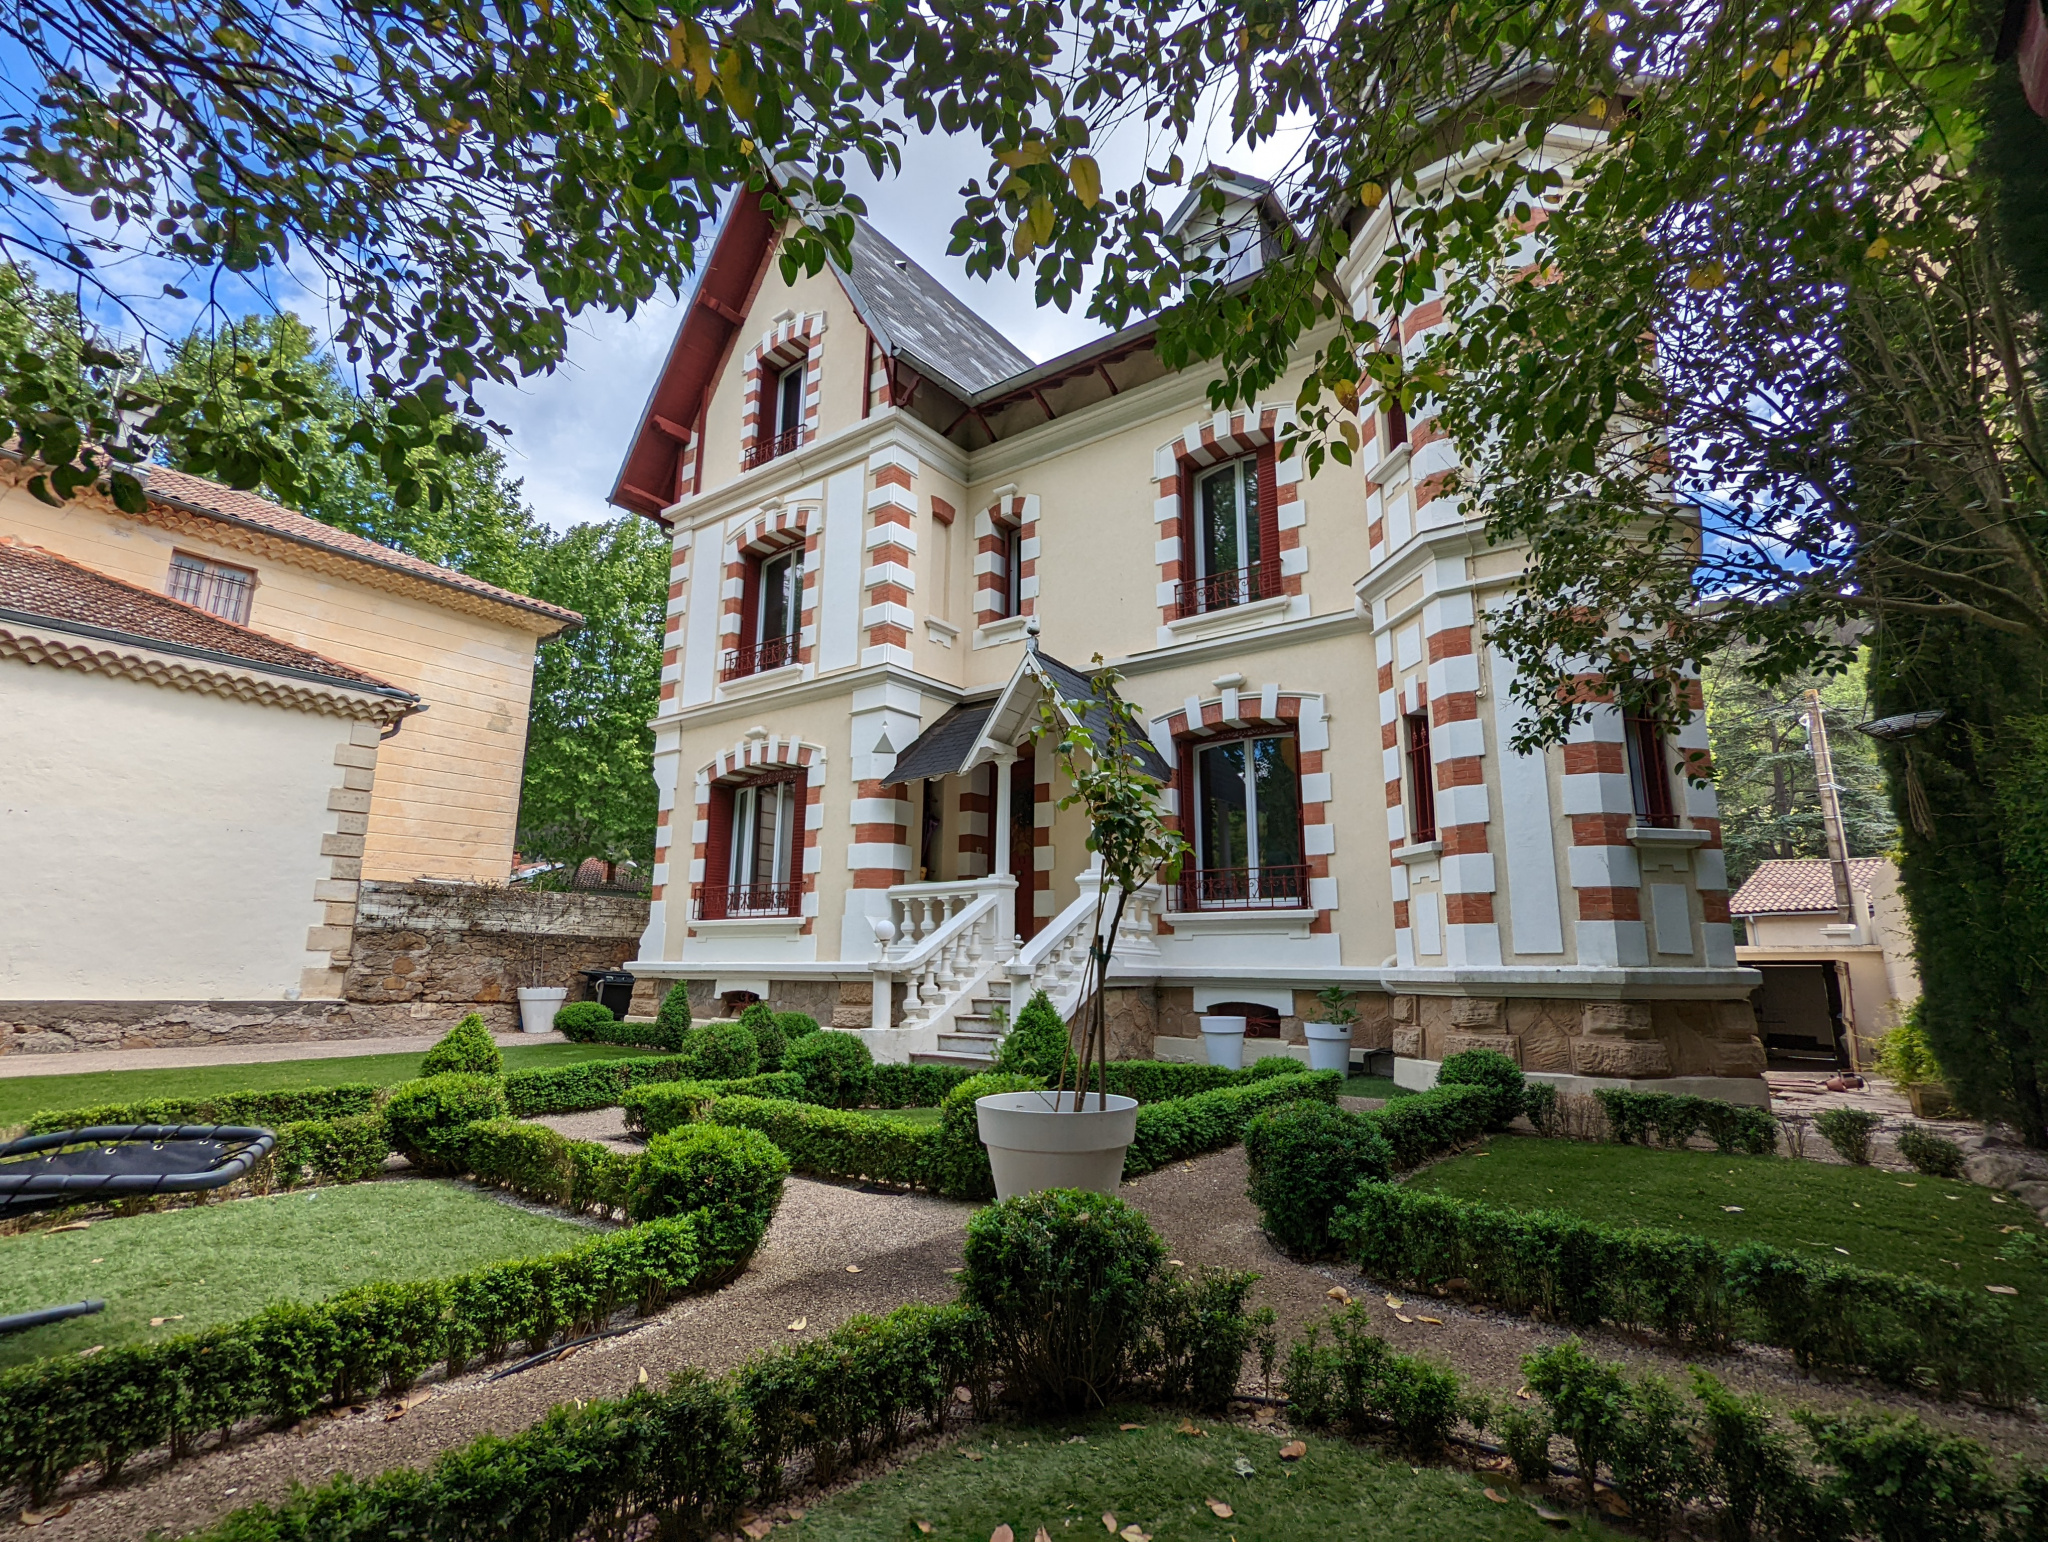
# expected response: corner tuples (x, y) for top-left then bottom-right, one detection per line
(1176, 453), (1268, 617)
(1625, 715), (1679, 828)
(1405, 711), (1437, 843)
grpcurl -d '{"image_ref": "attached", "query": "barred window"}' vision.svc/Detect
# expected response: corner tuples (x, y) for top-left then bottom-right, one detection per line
(166, 552), (254, 625)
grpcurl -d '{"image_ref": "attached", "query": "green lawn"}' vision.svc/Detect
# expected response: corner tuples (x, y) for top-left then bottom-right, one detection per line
(1408, 1137), (2047, 1338)
(783, 1407), (1616, 1541)
(875, 1106), (944, 1128)
(0, 1179), (596, 1367)
(0, 1042), (653, 1132)
(1342, 1074), (1401, 1100)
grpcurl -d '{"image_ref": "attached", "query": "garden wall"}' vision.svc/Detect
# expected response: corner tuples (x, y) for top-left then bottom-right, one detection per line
(0, 882), (649, 1054)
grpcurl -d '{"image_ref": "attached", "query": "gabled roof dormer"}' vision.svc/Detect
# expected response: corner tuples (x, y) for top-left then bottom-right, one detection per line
(1161, 166), (1292, 285)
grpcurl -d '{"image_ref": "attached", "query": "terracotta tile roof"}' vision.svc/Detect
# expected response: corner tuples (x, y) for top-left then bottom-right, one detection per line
(136, 464), (580, 629)
(1729, 857), (1887, 916)
(0, 539), (415, 700)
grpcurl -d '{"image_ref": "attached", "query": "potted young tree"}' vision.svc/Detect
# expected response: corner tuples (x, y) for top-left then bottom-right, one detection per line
(1303, 985), (1358, 1073)
(976, 653), (1189, 1200)
(514, 934), (566, 1035)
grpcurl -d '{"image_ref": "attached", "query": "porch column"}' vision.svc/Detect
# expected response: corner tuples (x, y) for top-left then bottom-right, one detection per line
(992, 749), (1017, 946)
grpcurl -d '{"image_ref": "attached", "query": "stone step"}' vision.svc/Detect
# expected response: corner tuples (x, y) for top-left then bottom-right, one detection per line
(937, 1032), (1000, 1054)
(910, 1050), (995, 1067)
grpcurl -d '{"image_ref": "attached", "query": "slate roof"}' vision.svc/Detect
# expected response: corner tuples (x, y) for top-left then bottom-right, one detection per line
(1033, 648), (1173, 781)
(837, 221), (1036, 399)
(136, 464), (580, 631)
(888, 700), (996, 783)
(0, 539), (417, 700)
(1729, 858), (1886, 916)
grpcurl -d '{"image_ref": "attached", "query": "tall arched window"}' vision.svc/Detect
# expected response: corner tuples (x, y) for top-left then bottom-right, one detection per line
(697, 772), (801, 918)
(1178, 730), (1305, 909)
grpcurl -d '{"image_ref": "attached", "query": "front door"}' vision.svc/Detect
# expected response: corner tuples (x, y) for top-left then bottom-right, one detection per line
(1009, 757), (1040, 942)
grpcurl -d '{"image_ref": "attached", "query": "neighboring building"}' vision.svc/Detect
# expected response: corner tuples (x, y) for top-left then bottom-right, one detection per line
(1730, 857), (1919, 1072)
(0, 457), (580, 1044)
(609, 171), (1767, 1098)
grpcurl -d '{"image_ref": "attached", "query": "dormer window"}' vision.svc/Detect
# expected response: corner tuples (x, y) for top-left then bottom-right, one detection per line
(1175, 453), (1278, 617)
(167, 551), (254, 625)
(744, 353), (809, 469)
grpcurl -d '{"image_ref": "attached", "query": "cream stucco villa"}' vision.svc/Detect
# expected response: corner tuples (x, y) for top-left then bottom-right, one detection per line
(611, 169), (1768, 1100)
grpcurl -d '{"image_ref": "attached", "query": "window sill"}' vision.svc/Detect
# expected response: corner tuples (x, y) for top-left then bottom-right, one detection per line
(1367, 444), (1411, 485)
(924, 616), (961, 649)
(1627, 826), (1710, 848)
(1163, 906), (1318, 935)
(689, 914), (806, 935)
(717, 661), (805, 699)
(1392, 840), (1443, 865)
(1162, 592), (1290, 646)
(973, 614), (1032, 650)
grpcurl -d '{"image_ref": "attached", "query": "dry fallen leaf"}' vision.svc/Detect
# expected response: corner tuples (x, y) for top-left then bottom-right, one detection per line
(1723, 1205), (1744, 1213)
(1515, 1385), (1532, 1400)
(964, 1450), (984, 1461)
(741, 1521), (774, 1540)
(1118, 1422), (1145, 1431)
(1205, 1499), (1234, 1518)
(1176, 1419), (1205, 1436)
(1416, 1316), (1444, 1325)
(48, 1221), (89, 1232)
(1252, 1405), (1277, 1424)
(846, 1264), (862, 1273)
(1102, 1513), (1118, 1532)
(78, 1345), (103, 1358)
(992, 1526), (1015, 1542)
(639, 1366), (649, 1385)
(1394, 1313), (1413, 1324)
(1384, 1295), (1403, 1309)
(1279, 1441), (1307, 1460)
(19, 1502), (74, 1526)
(787, 1317), (808, 1332)
(384, 1389), (433, 1421)
(1484, 1488), (1510, 1504)
(1168, 1259), (1185, 1266)
(1034, 1530), (1052, 1542)
(1989, 1284), (2020, 1295)
(1530, 1502), (1571, 1527)
(1120, 1529), (1150, 1542)
(149, 1315), (187, 1327)
(914, 1522), (933, 1534)
(1325, 1286), (1350, 1304)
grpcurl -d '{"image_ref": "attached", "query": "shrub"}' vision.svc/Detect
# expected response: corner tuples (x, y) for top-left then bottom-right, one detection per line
(271, 1111), (392, 1186)
(1690, 1370), (1820, 1542)
(1522, 1081), (1560, 1134)
(1365, 1082), (1494, 1168)
(656, 980), (694, 1040)
(1609, 1372), (1703, 1538)
(1147, 1266), (1267, 1412)
(628, 1124), (788, 1272)
(1596, 1088), (1779, 1157)
(1247, 1055), (1303, 1078)
(1525, 1339), (1630, 1507)
(619, 1073), (808, 1135)
(1897, 1125), (1965, 1178)
(1281, 1302), (1467, 1455)
(867, 1062), (977, 1108)
(995, 989), (1074, 1080)
(552, 1000), (618, 1041)
(785, 1029), (872, 1108)
(1125, 1071), (1343, 1178)
(773, 1010), (820, 1045)
(503, 1053), (698, 1116)
(26, 1083), (380, 1135)
(1875, 1007), (1943, 1089)
(707, 1096), (934, 1191)
(1437, 1046), (1526, 1129)
(959, 1189), (1165, 1410)
(1815, 1106), (1881, 1165)
(384, 1074), (509, 1174)
(738, 1001), (787, 1071)
(1797, 1410), (2005, 1542)
(460, 1118), (638, 1213)
(1498, 1406), (1554, 1484)
(1244, 1099), (1393, 1256)
(420, 1012), (503, 1076)
(675, 1020), (761, 1082)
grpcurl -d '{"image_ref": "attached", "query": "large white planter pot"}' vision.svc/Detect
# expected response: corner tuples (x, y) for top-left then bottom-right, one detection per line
(976, 1090), (1140, 1201)
(516, 986), (567, 1035)
(1199, 1015), (1248, 1069)
(1303, 1021), (1355, 1074)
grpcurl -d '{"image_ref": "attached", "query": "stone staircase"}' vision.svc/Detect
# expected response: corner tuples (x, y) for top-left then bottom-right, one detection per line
(910, 991), (1008, 1067)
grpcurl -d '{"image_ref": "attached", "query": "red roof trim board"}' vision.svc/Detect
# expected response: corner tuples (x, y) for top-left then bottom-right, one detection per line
(0, 538), (417, 702)
(1728, 857), (1886, 917)
(612, 188), (781, 518)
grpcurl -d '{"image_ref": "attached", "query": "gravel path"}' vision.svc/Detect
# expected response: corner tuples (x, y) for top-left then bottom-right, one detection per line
(25, 1146), (2048, 1539)
(530, 1106), (642, 1150)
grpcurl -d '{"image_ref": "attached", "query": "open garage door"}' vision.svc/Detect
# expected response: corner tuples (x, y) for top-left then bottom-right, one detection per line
(1752, 962), (1848, 1071)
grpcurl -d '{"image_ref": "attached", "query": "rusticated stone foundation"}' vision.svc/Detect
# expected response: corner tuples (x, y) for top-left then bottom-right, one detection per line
(1391, 992), (1765, 1083)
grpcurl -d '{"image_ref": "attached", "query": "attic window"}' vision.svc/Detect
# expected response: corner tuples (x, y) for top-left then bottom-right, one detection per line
(166, 552), (254, 625)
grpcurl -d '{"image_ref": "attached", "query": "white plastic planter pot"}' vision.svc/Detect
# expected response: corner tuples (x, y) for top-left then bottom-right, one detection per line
(516, 986), (567, 1035)
(975, 1090), (1140, 1201)
(1303, 1021), (1354, 1074)
(1199, 1015), (1249, 1069)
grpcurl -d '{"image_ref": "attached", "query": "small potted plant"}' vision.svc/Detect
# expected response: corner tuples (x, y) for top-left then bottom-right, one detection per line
(1198, 1011), (1249, 1069)
(1303, 985), (1357, 1073)
(514, 934), (566, 1035)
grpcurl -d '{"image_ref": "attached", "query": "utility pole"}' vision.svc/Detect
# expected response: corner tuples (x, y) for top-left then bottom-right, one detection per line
(1804, 688), (1857, 931)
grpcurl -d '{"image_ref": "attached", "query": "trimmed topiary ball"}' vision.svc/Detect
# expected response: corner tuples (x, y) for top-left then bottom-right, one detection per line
(627, 1123), (789, 1274)
(1815, 1106), (1881, 1165)
(419, 1012), (502, 1078)
(1247, 1055), (1304, 1080)
(1897, 1124), (1966, 1178)
(785, 1029), (874, 1108)
(994, 989), (1073, 1081)
(1244, 1099), (1394, 1256)
(738, 1001), (786, 1071)
(675, 1020), (760, 1081)
(960, 1188), (1167, 1410)
(385, 1073), (509, 1174)
(655, 981), (694, 1043)
(1437, 1046), (1527, 1130)
(774, 1011), (820, 1045)
(551, 1001), (617, 1042)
